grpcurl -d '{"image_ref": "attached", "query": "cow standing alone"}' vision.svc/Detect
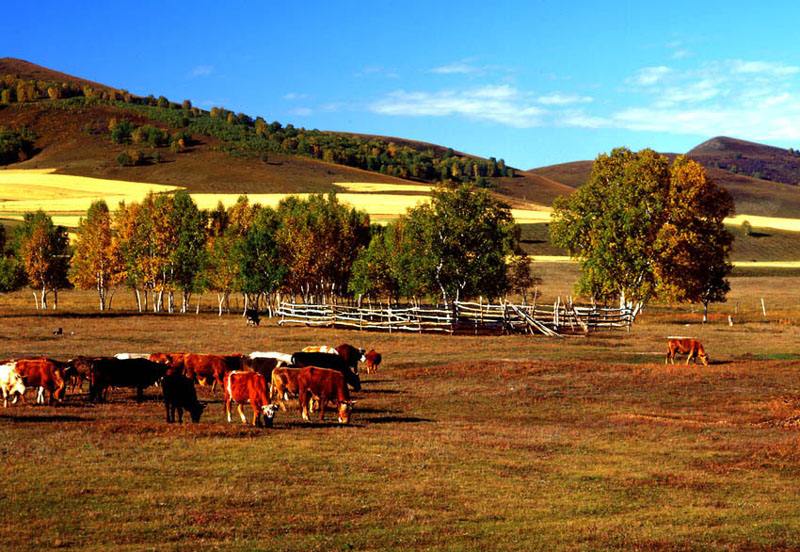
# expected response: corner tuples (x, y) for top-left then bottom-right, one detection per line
(666, 338), (709, 365)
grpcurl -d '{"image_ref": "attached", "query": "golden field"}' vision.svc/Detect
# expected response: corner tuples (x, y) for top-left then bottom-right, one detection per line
(0, 169), (797, 232)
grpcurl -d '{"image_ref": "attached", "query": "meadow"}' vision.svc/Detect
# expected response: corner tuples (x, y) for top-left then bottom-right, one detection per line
(3, 266), (800, 551)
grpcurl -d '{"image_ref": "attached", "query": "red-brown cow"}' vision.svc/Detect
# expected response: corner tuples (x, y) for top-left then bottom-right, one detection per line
(297, 366), (356, 424)
(148, 353), (185, 375)
(666, 338), (709, 365)
(364, 350), (382, 374)
(182, 353), (229, 391)
(270, 367), (302, 411)
(224, 371), (278, 427)
(335, 344), (366, 374)
(13, 358), (68, 404)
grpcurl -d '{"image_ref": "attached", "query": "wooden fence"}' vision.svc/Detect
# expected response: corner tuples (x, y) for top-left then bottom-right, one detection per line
(276, 299), (634, 336)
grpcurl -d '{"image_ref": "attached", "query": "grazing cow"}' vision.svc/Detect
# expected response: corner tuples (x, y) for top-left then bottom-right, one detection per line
(0, 362), (25, 407)
(224, 371), (279, 427)
(364, 350), (382, 374)
(666, 337), (709, 366)
(89, 358), (168, 403)
(181, 353), (230, 391)
(297, 366), (356, 424)
(249, 351), (293, 365)
(67, 356), (110, 393)
(243, 356), (282, 380)
(223, 354), (245, 373)
(291, 352), (361, 392)
(162, 373), (205, 423)
(245, 309), (260, 327)
(148, 353), (186, 375)
(14, 358), (67, 404)
(270, 367), (302, 410)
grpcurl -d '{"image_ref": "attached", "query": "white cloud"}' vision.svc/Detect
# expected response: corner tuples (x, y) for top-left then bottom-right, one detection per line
(730, 60), (800, 76)
(289, 107), (312, 116)
(284, 92), (310, 101)
(428, 61), (478, 75)
(189, 65), (214, 77)
(536, 93), (593, 106)
(371, 85), (545, 127)
(628, 66), (673, 86)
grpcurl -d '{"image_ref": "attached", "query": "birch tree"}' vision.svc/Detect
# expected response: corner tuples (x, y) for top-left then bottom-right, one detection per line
(70, 200), (122, 310)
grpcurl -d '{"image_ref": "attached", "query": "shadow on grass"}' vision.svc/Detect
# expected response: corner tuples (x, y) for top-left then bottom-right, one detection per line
(361, 388), (402, 395)
(0, 414), (90, 423)
(366, 416), (435, 424)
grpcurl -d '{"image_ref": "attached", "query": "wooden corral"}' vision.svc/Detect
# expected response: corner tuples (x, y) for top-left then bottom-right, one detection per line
(276, 299), (634, 336)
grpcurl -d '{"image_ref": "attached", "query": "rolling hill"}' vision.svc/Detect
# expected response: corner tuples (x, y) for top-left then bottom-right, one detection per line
(530, 138), (800, 218)
(0, 58), (568, 206)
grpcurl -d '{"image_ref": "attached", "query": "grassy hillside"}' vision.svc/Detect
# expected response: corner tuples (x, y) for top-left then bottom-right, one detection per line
(0, 59), (565, 208)
(530, 140), (800, 218)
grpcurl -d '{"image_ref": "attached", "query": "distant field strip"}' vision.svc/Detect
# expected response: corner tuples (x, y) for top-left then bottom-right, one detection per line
(0, 169), (179, 227)
(531, 255), (800, 268)
(2, 170), (800, 231)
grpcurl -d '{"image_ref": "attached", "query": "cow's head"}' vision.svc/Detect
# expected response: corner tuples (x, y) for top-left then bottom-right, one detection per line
(7, 373), (25, 401)
(337, 400), (356, 424)
(698, 350), (709, 366)
(261, 403), (279, 427)
(358, 348), (367, 363)
(190, 402), (206, 423)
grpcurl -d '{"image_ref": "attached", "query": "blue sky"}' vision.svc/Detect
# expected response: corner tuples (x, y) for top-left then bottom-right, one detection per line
(6, 1), (800, 169)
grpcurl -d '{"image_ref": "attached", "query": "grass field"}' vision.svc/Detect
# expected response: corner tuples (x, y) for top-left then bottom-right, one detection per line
(4, 267), (800, 551)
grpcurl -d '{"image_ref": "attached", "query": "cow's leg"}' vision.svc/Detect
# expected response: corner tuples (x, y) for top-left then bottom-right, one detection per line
(136, 386), (144, 404)
(252, 404), (261, 427)
(37, 386), (45, 404)
(300, 389), (309, 421)
(226, 398), (232, 423)
(2, 389), (7, 408)
(177, 406), (183, 424)
(237, 403), (247, 424)
(319, 398), (327, 422)
(686, 351), (693, 365)
(165, 401), (172, 423)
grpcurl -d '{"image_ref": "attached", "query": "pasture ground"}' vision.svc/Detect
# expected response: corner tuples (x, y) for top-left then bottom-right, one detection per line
(4, 268), (800, 551)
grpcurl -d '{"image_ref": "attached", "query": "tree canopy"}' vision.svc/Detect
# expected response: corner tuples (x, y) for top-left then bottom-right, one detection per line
(550, 148), (734, 317)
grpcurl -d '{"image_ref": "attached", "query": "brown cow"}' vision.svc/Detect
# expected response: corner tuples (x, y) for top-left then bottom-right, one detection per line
(270, 367), (302, 411)
(148, 353), (185, 375)
(243, 356), (282, 380)
(13, 358), (68, 404)
(364, 350), (382, 374)
(182, 354), (229, 391)
(335, 344), (366, 374)
(224, 371), (278, 427)
(666, 338), (709, 365)
(297, 366), (356, 424)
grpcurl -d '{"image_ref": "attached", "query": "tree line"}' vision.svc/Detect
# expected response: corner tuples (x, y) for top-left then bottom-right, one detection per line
(0, 185), (532, 314)
(1, 73), (512, 187)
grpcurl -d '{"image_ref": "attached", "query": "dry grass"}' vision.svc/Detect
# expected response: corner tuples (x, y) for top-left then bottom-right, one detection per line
(4, 269), (800, 550)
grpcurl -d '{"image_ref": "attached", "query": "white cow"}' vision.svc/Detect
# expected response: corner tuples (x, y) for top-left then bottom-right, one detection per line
(114, 353), (150, 360)
(0, 362), (25, 407)
(248, 351), (293, 365)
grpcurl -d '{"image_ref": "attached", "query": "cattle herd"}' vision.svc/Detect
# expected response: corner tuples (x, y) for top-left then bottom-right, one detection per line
(0, 344), (383, 427)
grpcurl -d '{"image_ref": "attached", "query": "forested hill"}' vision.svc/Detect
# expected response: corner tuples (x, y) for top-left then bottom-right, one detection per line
(0, 57), (569, 204)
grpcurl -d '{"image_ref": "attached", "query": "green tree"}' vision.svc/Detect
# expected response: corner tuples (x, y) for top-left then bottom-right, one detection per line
(551, 148), (734, 317)
(402, 184), (518, 305)
(14, 210), (71, 309)
(170, 191), (208, 312)
(234, 206), (286, 314)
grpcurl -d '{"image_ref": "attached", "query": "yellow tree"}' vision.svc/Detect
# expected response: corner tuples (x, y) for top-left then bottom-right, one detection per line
(14, 211), (71, 310)
(70, 200), (123, 310)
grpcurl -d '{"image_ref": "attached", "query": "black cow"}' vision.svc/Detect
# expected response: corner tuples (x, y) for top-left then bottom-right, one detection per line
(89, 358), (168, 403)
(245, 309), (260, 327)
(162, 373), (205, 423)
(291, 351), (361, 392)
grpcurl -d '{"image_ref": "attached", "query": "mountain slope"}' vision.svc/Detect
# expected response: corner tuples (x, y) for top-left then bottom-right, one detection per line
(0, 58), (565, 207)
(530, 138), (800, 218)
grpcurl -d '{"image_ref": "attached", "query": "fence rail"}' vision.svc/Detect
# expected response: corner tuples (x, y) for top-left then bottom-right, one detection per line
(276, 300), (634, 336)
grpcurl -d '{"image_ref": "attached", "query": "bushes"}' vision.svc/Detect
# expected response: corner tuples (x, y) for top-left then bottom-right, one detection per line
(117, 150), (145, 167)
(0, 127), (35, 165)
